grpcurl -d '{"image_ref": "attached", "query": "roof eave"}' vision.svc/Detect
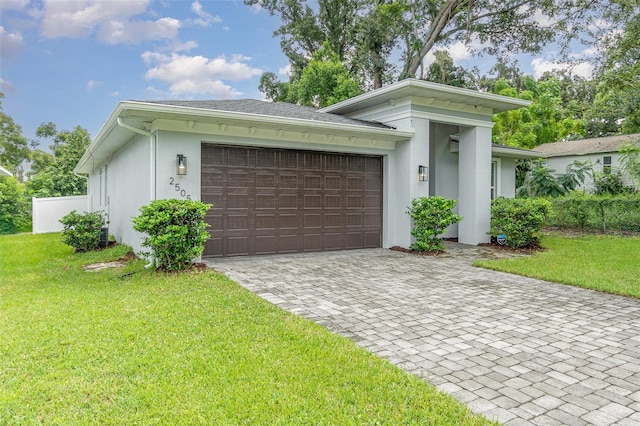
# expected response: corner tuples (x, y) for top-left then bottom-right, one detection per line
(321, 79), (531, 115)
(74, 101), (414, 174)
(492, 147), (546, 159)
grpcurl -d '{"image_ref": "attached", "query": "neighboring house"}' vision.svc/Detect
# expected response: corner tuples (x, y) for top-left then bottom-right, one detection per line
(533, 133), (640, 192)
(74, 78), (538, 258)
(0, 165), (12, 177)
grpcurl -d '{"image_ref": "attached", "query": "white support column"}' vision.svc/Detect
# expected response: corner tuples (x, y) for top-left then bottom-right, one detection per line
(458, 126), (492, 245)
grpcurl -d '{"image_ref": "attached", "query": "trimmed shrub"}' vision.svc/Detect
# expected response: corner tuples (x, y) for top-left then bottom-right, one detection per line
(133, 199), (212, 271)
(490, 198), (550, 247)
(60, 210), (105, 252)
(407, 196), (462, 252)
(547, 193), (640, 232)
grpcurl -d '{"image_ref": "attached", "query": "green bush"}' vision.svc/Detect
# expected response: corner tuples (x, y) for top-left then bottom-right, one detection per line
(133, 199), (212, 271)
(490, 198), (550, 247)
(547, 193), (640, 232)
(407, 196), (462, 252)
(0, 176), (31, 234)
(593, 171), (635, 196)
(60, 210), (105, 252)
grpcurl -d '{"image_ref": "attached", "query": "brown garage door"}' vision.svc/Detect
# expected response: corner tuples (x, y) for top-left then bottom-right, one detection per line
(201, 144), (382, 257)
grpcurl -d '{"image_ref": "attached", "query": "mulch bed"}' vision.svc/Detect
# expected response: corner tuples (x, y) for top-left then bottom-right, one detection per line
(389, 246), (447, 256)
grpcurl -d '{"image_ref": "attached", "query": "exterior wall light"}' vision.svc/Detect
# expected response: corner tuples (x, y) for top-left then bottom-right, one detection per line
(177, 154), (187, 175)
(418, 165), (428, 182)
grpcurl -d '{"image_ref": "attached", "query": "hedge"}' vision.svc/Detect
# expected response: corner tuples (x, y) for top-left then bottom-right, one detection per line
(546, 193), (640, 232)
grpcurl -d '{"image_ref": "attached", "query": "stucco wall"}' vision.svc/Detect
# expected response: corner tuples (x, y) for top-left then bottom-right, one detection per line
(92, 133), (151, 254)
(497, 157), (517, 198)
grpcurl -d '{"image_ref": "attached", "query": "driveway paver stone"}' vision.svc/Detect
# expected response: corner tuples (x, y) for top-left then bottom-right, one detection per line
(206, 245), (640, 425)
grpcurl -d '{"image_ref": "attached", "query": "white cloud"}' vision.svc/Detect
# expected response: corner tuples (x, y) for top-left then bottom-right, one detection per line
(142, 51), (262, 97)
(86, 79), (102, 92)
(447, 41), (473, 62)
(0, 26), (25, 59)
(39, 0), (180, 44)
(0, 0), (30, 11)
(190, 1), (222, 27)
(40, 0), (149, 38)
(96, 17), (180, 44)
(278, 64), (291, 77)
(110, 91), (120, 97)
(0, 78), (15, 92)
(531, 58), (594, 79)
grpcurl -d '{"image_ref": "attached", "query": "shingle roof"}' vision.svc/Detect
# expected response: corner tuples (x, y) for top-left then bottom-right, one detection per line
(138, 99), (392, 129)
(532, 133), (640, 156)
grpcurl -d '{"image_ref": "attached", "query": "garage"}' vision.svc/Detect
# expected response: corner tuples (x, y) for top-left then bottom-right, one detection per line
(201, 143), (382, 257)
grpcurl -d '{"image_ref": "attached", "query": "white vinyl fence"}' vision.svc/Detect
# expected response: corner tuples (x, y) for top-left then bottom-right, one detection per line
(32, 195), (90, 234)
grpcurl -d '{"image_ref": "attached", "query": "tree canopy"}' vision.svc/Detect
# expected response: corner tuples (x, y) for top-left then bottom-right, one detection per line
(26, 123), (91, 198)
(248, 0), (618, 96)
(0, 93), (29, 177)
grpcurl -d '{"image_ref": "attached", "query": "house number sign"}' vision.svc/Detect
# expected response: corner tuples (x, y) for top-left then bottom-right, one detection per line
(169, 177), (192, 199)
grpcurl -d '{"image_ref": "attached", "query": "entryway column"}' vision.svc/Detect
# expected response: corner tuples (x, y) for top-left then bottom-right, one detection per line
(458, 126), (492, 245)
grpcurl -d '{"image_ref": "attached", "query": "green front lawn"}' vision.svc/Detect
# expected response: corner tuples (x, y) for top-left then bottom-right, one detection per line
(0, 233), (491, 425)
(475, 233), (640, 298)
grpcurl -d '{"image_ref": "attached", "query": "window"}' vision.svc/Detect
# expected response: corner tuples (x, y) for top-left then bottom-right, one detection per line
(491, 160), (499, 199)
(603, 156), (612, 175)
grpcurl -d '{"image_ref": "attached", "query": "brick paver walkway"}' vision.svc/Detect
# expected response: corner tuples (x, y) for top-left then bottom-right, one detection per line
(206, 247), (640, 425)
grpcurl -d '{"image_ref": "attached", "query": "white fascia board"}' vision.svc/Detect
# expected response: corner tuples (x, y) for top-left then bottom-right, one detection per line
(74, 102), (127, 174)
(321, 79), (531, 115)
(450, 141), (545, 159)
(123, 101), (412, 141)
(492, 146), (546, 159)
(74, 101), (413, 174)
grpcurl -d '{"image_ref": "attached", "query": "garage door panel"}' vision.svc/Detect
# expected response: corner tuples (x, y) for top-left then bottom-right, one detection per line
(346, 213), (362, 226)
(346, 232), (363, 248)
(304, 194), (322, 209)
(227, 194), (248, 209)
(228, 171), (249, 188)
(256, 194), (276, 209)
(279, 195), (298, 209)
(279, 235), (298, 252)
(303, 234), (323, 251)
(325, 213), (341, 228)
(255, 236), (277, 254)
(256, 214), (276, 230)
(324, 233), (342, 250)
(304, 214), (322, 229)
(227, 237), (249, 256)
(228, 148), (250, 166)
(325, 176), (341, 190)
(279, 174), (298, 188)
(279, 214), (298, 229)
(347, 177), (363, 190)
(364, 232), (381, 247)
(346, 195), (363, 209)
(227, 215), (248, 231)
(256, 150), (277, 168)
(202, 144), (381, 257)
(256, 173), (277, 188)
(325, 195), (341, 209)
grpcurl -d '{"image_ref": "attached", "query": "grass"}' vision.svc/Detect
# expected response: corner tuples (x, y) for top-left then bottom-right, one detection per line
(475, 233), (640, 298)
(0, 233), (492, 425)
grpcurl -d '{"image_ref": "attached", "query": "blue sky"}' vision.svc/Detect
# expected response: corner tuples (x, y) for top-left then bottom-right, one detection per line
(0, 0), (596, 148)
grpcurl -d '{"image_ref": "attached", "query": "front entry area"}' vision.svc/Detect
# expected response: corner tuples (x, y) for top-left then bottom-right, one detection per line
(201, 144), (382, 257)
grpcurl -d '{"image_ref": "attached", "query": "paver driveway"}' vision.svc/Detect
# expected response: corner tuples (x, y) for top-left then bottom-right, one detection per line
(207, 247), (640, 425)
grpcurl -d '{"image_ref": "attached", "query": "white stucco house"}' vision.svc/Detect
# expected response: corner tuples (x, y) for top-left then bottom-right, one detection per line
(74, 79), (539, 257)
(533, 133), (640, 192)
